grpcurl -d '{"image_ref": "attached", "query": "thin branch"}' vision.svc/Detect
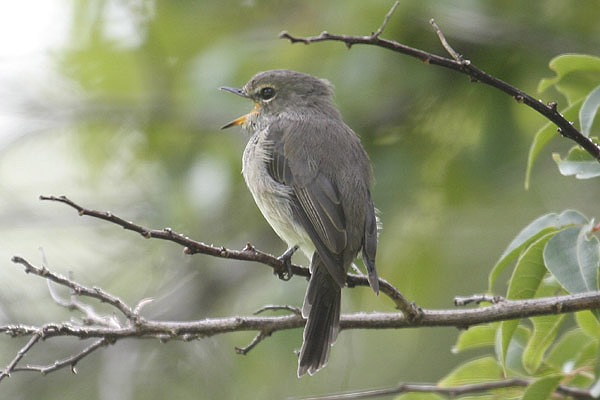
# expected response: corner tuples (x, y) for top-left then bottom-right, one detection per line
(0, 333), (41, 382)
(13, 338), (109, 376)
(235, 331), (270, 355)
(46, 274), (121, 328)
(372, 0), (399, 38)
(38, 195), (420, 319)
(429, 18), (462, 62)
(133, 298), (155, 315)
(296, 378), (595, 400)
(254, 304), (303, 317)
(279, 5), (600, 162)
(11, 255), (138, 323)
(454, 294), (504, 306)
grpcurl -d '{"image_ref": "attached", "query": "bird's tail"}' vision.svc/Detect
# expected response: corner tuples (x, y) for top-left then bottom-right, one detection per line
(297, 253), (341, 377)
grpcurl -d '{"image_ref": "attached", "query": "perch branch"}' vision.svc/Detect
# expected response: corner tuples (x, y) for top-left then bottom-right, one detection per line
(4, 256), (600, 380)
(39, 195), (420, 319)
(4, 285), (599, 339)
(279, 5), (600, 162)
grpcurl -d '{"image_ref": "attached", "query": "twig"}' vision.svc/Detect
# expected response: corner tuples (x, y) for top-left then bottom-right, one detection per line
(235, 331), (270, 355)
(279, 4), (600, 162)
(11, 255), (138, 323)
(133, 298), (154, 315)
(254, 304), (303, 317)
(454, 294), (504, 306)
(0, 333), (41, 382)
(13, 338), (109, 376)
(46, 274), (121, 328)
(372, 0), (399, 38)
(429, 18), (462, 62)
(295, 378), (594, 400)
(38, 195), (420, 319)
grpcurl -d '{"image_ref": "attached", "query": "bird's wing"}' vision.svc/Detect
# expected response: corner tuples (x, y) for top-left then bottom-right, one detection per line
(266, 124), (348, 287)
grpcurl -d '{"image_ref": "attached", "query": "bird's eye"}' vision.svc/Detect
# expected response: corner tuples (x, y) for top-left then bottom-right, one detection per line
(259, 87), (275, 100)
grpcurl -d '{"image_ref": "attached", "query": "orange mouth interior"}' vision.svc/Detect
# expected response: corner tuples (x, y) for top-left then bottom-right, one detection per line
(222, 102), (259, 129)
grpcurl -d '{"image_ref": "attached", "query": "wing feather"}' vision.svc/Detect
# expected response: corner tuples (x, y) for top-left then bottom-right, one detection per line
(264, 125), (348, 287)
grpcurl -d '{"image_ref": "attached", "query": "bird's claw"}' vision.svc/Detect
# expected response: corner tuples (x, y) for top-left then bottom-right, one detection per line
(276, 245), (298, 281)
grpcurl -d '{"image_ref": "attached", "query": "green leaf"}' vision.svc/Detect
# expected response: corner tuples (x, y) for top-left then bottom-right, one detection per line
(488, 210), (587, 290)
(556, 145), (598, 161)
(499, 320), (519, 370)
(577, 341), (600, 370)
(525, 99), (583, 189)
(506, 233), (555, 299)
(453, 324), (497, 354)
(498, 233), (555, 367)
(538, 54), (600, 103)
(497, 325), (530, 374)
(576, 310), (600, 337)
(552, 149), (600, 179)
(590, 377), (600, 399)
(522, 375), (563, 400)
(438, 356), (502, 387)
(592, 344), (600, 398)
(543, 224), (600, 294)
(561, 340), (600, 390)
(580, 85), (600, 136)
(546, 329), (594, 371)
(522, 314), (567, 374)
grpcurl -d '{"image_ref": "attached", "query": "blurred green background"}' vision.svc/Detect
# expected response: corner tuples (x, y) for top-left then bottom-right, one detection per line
(1, 0), (599, 399)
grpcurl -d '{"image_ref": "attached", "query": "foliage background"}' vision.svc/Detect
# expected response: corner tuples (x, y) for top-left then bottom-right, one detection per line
(1, 0), (599, 399)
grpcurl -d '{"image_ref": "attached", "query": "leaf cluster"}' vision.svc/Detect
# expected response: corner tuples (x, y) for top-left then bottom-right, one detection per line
(431, 57), (600, 399)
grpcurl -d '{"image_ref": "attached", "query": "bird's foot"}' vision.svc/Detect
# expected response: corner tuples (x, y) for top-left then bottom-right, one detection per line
(276, 245), (298, 281)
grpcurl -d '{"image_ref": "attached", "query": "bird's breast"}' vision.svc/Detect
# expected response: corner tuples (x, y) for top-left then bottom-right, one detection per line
(242, 129), (314, 258)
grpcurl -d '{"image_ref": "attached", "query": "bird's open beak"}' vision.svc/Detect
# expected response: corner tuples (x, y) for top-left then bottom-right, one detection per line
(221, 114), (249, 129)
(220, 86), (255, 129)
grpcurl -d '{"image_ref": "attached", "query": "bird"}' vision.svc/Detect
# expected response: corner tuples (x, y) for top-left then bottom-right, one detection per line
(221, 69), (379, 376)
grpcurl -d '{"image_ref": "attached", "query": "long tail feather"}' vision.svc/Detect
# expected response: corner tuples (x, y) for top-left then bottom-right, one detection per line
(297, 254), (341, 377)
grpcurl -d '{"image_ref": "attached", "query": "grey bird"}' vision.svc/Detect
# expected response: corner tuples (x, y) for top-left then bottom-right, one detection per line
(221, 69), (379, 377)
